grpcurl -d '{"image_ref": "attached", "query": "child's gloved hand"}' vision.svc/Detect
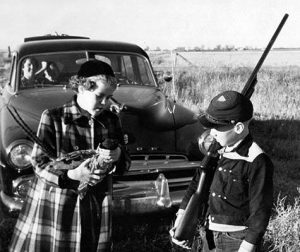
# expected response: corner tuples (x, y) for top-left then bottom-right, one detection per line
(169, 209), (192, 249)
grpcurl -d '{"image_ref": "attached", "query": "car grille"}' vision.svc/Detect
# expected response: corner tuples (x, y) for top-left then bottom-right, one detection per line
(115, 154), (199, 181)
(130, 153), (187, 162)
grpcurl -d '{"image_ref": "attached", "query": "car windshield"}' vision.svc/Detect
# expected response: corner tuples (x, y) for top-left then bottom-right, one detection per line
(19, 51), (156, 89)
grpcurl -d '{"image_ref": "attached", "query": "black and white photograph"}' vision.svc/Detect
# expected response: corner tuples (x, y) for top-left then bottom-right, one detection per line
(0, 0), (299, 251)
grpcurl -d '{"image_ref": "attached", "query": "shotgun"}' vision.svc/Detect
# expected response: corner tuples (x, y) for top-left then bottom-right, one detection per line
(174, 13), (289, 242)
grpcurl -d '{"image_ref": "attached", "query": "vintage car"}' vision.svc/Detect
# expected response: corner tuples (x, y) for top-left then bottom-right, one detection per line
(0, 35), (205, 217)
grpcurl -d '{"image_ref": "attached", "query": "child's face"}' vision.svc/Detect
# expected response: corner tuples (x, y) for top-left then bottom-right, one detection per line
(78, 76), (116, 110)
(210, 124), (240, 147)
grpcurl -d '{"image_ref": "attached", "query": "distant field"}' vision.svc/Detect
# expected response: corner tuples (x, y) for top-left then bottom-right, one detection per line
(149, 49), (300, 68)
(150, 50), (300, 120)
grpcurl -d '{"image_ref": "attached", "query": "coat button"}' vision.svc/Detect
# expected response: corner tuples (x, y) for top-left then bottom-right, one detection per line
(212, 192), (216, 197)
(218, 167), (223, 171)
(218, 194), (221, 197)
(74, 146), (79, 150)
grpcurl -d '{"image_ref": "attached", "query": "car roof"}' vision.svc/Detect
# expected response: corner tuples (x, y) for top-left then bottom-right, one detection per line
(16, 38), (149, 59)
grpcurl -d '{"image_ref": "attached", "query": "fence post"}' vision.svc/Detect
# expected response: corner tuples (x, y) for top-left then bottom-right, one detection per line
(171, 50), (177, 101)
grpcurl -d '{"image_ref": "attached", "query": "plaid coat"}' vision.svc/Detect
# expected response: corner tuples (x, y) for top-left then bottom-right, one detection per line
(9, 96), (130, 252)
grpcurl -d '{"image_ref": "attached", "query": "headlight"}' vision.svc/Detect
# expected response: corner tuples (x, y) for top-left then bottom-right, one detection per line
(197, 130), (220, 157)
(7, 140), (33, 171)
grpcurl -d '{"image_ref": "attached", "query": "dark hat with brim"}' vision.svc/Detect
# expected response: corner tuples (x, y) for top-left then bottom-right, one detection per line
(198, 90), (253, 128)
(77, 60), (115, 78)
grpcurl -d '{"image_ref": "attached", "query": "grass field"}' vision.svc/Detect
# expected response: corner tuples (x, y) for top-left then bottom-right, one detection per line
(1, 50), (300, 251)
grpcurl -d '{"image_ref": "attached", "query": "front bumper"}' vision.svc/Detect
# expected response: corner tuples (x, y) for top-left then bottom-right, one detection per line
(112, 177), (192, 215)
(0, 159), (199, 217)
(0, 190), (23, 217)
(0, 181), (190, 216)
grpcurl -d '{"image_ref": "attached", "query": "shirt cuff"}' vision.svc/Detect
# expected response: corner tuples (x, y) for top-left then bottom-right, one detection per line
(239, 240), (256, 252)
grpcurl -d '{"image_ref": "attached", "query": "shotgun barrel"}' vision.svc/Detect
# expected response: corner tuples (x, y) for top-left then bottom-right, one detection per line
(242, 13), (289, 98)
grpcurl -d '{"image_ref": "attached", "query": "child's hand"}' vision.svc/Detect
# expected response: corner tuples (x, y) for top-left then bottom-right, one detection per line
(169, 209), (192, 249)
(169, 228), (192, 249)
(67, 158), (102, 186)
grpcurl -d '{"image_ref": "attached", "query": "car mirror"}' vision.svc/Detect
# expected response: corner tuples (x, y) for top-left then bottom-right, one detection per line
(154, 70), (173, 83)
(163, 72), (172, 82)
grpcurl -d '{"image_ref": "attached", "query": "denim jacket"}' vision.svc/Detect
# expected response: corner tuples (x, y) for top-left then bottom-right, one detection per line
(180, 134), (274, 245)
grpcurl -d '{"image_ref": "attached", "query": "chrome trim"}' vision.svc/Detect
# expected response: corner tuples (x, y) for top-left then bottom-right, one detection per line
(131, 154), (188, 161)
(12, 175), (34, 196)
(1, 187), (186, 215)
(0, 190), (23, 212)
(112, 189), (185, 215)
(128, 159), (201, 173)
(0, 160), (6, 168)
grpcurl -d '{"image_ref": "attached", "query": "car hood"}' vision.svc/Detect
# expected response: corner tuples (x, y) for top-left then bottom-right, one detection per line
(114, 85), (198, 130)
(9, 87), (75, 122)
(9, 86), (198, 131)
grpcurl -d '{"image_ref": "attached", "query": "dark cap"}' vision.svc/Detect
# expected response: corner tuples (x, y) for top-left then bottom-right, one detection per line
(77, 60), (115, 78)
(198, 90), (253, 128)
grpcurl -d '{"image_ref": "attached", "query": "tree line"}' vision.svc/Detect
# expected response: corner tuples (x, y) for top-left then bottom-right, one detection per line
(144, 45), (299, 52)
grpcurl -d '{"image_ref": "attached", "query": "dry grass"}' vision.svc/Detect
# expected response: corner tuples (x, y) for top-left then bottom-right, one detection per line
(265, 190), (300, 252)
(158, 65), (300, 120)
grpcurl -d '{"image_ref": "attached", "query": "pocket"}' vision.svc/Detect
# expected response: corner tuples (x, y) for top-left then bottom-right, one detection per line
(225, 230), (246, 241)
(226, 176), (248, 201)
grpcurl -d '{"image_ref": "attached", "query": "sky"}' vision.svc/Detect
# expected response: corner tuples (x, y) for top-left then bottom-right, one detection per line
(0, 0), (299, 50)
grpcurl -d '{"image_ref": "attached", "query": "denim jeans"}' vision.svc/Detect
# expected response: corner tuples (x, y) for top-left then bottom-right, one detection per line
(213, 230), (246, 252)
(191, 229), (262, 252)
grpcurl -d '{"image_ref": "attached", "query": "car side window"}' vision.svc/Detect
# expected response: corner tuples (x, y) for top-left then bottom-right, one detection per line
(122, 56), (134, 81)
(137, 57), (154, 85)
(113, 55), (155, 86)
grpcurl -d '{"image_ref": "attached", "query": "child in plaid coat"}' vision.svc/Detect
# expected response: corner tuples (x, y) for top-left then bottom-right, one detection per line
(10, 60), (130, 252)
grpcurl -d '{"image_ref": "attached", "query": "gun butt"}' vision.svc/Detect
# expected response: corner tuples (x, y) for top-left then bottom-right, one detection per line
(174, 192), (201, 241)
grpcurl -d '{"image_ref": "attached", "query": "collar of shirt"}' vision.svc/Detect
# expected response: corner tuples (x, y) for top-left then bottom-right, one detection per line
(218, 134), (253, 156)
(63, 95), (107, 125)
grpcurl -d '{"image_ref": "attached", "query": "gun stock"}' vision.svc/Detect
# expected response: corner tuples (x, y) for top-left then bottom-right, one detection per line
(173, 13), (288, 242)
(174, 152), (216, 240)
(174, 192), (201, 240)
